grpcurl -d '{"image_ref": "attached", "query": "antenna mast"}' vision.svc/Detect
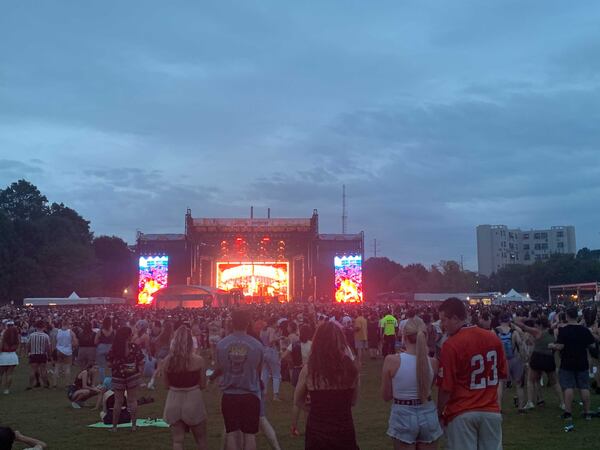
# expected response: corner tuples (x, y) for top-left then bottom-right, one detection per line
(342, 184), (347, 234)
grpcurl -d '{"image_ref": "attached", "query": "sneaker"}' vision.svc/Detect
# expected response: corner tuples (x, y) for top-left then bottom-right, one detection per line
(71, 401), (82, 409)
(536, 400), (546, 407)
(584, 413), (593, 421)
(561, 412), (573, 420)
(524, 401), (535, 410)
(3, 390), (8, 395)
(564, 422), (575, 432)
(560, 403), (566, 411)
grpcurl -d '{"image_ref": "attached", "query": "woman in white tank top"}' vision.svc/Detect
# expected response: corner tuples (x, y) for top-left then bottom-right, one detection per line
(54, 321), (78, 389)
(381, 317), (442, 449)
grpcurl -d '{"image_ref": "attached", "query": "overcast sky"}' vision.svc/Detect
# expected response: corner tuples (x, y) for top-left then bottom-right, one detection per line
(2, 1), (600, 270)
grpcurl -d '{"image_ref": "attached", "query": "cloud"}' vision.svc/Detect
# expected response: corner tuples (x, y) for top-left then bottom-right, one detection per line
(3, 1), (600, 268)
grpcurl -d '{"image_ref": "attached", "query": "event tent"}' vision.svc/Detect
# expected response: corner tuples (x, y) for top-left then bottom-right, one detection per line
(494, 289), (535, 304)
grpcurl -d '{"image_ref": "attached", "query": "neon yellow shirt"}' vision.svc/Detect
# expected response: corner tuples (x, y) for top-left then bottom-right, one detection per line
(379, 314), (398, 336)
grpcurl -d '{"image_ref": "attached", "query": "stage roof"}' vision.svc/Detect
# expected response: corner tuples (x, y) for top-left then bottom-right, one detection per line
(190, 218), (314, 232)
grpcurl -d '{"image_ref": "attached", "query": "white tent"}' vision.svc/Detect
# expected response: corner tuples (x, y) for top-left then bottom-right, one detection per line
(494, 289), (534, 304)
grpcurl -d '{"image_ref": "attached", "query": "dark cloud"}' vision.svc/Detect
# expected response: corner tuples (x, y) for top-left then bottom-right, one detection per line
(2, 1), (600, 268)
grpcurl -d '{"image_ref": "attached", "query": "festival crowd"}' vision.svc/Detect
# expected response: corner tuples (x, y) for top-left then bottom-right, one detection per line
(1, 298), (600, 449)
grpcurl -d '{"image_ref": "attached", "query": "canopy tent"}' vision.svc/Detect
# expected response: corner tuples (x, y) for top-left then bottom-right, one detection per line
(152, 285), (232, 308)
(24, 295), (125, 306)
(494, 289), (535, 304)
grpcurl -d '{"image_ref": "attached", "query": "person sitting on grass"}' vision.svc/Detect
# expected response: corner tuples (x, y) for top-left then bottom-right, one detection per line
(68, 363), (102, 408)
(0, 426), (47, 450)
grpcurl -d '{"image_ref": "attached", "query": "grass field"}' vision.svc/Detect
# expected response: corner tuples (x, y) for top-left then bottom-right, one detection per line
(2, 355), (600, 449)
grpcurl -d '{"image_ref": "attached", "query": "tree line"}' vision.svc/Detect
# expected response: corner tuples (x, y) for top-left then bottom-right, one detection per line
(0, 180), (135, 303)
(2, 179), (599, 304)
(363, 251), (600, 302)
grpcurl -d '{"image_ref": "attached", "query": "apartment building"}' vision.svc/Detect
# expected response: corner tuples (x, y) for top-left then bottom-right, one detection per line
(477, 225), (576, 276)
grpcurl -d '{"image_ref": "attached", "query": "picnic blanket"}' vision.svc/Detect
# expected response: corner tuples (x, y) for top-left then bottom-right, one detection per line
(88, 418), (169, 428)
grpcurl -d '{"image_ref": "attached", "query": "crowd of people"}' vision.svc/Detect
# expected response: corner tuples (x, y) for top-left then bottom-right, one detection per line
(1, 298), (599, 449)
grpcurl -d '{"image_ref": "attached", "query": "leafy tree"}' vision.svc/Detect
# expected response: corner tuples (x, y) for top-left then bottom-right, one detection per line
(0, 179), (48, 221)
(93, 235), (135, 297)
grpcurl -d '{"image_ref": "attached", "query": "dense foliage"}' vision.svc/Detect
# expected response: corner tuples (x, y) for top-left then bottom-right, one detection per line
(364, 250), (600, 301)
(0, 180), (135, 303)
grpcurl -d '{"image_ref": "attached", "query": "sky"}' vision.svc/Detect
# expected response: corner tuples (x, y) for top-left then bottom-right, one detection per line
(2, 1), (600, 270)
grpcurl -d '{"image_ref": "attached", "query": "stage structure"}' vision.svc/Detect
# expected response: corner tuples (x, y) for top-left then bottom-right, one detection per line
(135, 209), (364, 305)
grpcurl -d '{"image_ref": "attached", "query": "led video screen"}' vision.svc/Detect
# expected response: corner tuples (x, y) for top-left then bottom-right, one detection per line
(138, 256), (169, 305)
(334, 255), (363, 303)
(216, 262), (289, 301)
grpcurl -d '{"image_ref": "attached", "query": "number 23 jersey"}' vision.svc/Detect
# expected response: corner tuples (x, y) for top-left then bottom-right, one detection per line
(437, 325), (508, 423)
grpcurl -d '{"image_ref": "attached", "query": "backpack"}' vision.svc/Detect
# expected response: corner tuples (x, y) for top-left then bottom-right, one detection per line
(496, 328), (514, 359)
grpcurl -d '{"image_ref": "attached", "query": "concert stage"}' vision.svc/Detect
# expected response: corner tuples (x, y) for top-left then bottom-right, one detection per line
(136, 209), (364, 305)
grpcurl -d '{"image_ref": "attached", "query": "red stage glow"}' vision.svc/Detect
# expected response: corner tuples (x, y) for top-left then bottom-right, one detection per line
(216, 262), (289, 301)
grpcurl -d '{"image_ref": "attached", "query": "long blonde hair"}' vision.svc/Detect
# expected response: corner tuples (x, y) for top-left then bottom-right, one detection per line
(403, 317), (431, 403)
(165, 325), (193, 373)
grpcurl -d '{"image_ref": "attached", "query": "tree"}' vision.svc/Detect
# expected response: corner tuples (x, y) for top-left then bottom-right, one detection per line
(0, 179), (48, 221)
(93, 235), (135, 297)
(363, 257), (402, 299)
(0, 180), (105, 302)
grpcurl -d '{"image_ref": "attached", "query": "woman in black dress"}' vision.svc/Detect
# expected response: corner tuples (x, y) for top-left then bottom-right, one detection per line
(294, 321), (359, 450)
(106, 327), (144, 432)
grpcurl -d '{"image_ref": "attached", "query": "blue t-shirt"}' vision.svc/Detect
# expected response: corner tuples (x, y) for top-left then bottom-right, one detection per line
(216, 331), (263, 398)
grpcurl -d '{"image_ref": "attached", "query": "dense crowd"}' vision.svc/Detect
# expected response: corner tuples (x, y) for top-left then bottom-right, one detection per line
(1, 299), (599, 449)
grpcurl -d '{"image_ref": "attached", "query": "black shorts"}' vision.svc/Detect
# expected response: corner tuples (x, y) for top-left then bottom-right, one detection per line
(221, 393), (260, 434)
(529, 352), (556, 373)
(29, 354), (48, 364)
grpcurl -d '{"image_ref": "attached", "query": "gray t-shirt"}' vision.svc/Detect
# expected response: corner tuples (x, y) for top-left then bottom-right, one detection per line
(216, 331), (263, 398)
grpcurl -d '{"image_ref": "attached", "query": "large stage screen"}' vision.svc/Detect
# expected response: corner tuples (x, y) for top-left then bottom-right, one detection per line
(138, 256), (169, 305)
(334, 255), (363, 303)
(216, 262), (289, 301)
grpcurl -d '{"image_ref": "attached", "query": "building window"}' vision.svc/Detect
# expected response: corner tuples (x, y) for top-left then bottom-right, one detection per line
(523, 233), (529, 239)
(524, 253), (530, 260)
(557, 231), (564, 238)
(557, 242), (564, 248)
(541, 232), (548, 239)
(535, 243), (541, 250)
(541, 243), (548, 250)
(509, 243), (514, 249)
(535, 255), (541, 260)
(534, 233), (540, 239)
(523, 244), (530, 250)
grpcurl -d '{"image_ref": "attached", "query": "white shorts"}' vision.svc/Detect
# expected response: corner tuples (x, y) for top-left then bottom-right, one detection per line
(0, 352), (19, 367)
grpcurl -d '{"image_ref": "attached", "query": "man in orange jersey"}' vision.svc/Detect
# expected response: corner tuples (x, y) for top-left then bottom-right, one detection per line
(437, 297), (507, 450)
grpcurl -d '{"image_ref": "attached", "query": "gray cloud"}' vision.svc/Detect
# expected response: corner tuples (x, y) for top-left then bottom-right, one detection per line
(2, 1), (600, 269)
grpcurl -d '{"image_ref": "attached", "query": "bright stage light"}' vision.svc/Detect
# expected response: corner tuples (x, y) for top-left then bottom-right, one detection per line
(334, 255), (363, 303)
(216, 262), (289, 301)
(138, 256), (169, 305)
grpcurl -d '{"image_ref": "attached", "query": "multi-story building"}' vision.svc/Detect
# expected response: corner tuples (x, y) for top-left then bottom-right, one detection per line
(477, 225), (576, 276)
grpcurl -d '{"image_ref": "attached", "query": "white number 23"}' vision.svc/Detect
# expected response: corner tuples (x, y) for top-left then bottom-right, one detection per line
(469, 350), (498, 390)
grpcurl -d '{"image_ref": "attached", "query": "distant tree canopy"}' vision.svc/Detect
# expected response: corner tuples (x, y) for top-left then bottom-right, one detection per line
(0, 179), (134, 303)
(364, 250), (600, 302)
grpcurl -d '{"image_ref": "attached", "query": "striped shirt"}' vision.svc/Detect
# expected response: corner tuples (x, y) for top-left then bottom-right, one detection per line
(28, 331), (50, 356)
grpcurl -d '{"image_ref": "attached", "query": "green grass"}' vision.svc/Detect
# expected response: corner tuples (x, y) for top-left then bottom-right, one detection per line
(3, 356), (600, 449)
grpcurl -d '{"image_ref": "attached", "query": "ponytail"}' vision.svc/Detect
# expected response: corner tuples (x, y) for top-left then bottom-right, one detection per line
(415, 328), (431, 403)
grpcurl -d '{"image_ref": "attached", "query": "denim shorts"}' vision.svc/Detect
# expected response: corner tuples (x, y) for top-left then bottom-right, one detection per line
(387, 400), (443, 444)
(559, 369), (590, 390)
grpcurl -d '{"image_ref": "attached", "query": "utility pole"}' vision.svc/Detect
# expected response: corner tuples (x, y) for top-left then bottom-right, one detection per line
(342, 184), (347, 234)
(460, 254), (464, 271)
